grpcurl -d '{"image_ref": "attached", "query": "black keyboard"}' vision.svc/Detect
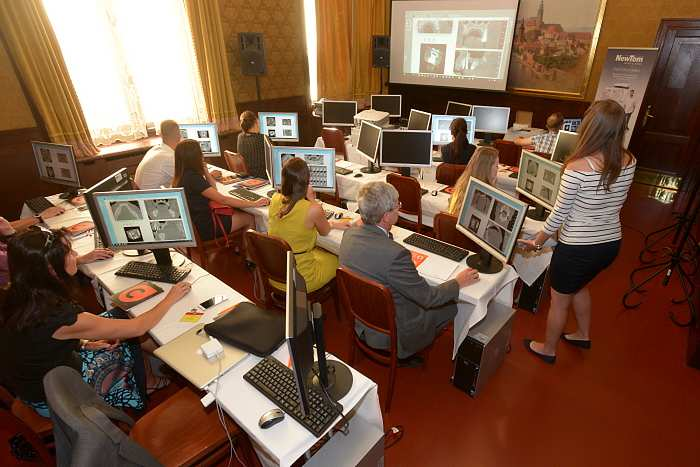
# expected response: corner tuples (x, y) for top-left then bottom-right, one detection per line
(335, 167), (352, 176)
(26, 196), (54, 214)
(403, 233), (469, 262)
(420, 188), (429, 196)
(229, 188), (263, 201)
(323, 209), (335, 219)
(115, 261), (191, 283)
(244, 356), (342, 437)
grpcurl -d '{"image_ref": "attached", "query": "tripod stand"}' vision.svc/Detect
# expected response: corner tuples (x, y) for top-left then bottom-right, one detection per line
(623, 178), (700, 327)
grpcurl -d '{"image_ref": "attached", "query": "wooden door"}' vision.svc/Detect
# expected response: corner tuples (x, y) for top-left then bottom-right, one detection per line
(629, 19), (700, 178)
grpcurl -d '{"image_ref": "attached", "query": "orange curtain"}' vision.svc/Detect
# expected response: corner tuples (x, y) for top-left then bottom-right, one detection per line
(352, 0), (389, 107)
(316, 0), (353, 100)
(0, 0), (98, 158)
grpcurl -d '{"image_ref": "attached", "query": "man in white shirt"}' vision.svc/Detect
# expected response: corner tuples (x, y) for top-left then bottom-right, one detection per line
(134, 120), (181, 189)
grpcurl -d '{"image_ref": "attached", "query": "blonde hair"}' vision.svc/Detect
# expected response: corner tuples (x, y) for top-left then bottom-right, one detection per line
(448, 146), (499, 215)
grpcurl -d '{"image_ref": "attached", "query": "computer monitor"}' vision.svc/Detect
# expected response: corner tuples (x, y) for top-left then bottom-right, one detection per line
(258, 112), (299, 143)
(179, 123), (220, 157)
(407, 109), (431, 130)
(83, 168), (133, 243)
(263, 135), (273, 183)
(431, 115), (476, 146)
(471, 105), (510, 138)
(562, 118), (582, 133)
(370, 94), (402, 117)
(91, 188), (196, 267)
(456, 178), (527, 274)
(285, 251), (352, 416)
(322, 100), (357, 127)
(31, 141), (81, 198)
(445, 101), (472, 116)
(356, 121), (382, 174)
(271, 147), (336, 193)
(516, 150), (563, 220)
(380, 130), (432, 176)
(551, 130), (579, 163)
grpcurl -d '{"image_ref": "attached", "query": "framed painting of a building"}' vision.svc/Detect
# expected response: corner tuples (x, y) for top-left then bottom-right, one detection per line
(507, 0), (607, 99)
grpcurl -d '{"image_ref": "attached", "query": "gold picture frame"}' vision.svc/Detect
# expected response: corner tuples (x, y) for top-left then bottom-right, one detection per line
(507, 0), (607, 99)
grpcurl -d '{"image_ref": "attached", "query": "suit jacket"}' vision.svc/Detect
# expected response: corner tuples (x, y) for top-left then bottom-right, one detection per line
(339, 224), (459, 358)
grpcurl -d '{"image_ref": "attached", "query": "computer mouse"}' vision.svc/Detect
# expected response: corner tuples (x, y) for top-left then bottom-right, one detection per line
(430, 190), (438, 196)
(258, 408), (285, 429)
(354, 173), (363, 178)
(334, 212), (344, 220)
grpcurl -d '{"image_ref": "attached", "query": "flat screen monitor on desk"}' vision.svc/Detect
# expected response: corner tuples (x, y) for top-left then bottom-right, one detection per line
(356, 120), (382, 174)
(258, 112), (299, 143)
(551, 130), (579, 163)
(263, 135), (273, 183)
(322, 100), (357, 127)
(84, 168), (133, 244)
(562, 118), (582, 132)
(370, 94), (402, 117)
(445, 101), (472, 116)
(516, 150), (563, 221)
(472, 105), (510, 142)
(407, 109), (431, 130)
(91, 188), (196, 267)
(456, 177), (527, 274)
(380, 129), (432, 176)
(31, 141), (82, 199)
(271, 147), (336, 193)
(431, 115), (476, 146)
(179, 123), (220, 157)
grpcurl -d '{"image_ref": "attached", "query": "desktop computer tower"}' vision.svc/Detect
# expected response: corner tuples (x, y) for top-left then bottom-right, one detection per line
(452, 302), (516, 397)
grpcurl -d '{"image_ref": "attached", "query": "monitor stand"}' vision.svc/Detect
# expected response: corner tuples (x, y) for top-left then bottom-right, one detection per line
(527, 205), (549, 221)
(151, 248), (173, 267)
(307, 303), (353, 401)
(478, 134), (496, 146)
(398, 167), (411, 177)
(466, 247), (503, 274)
(360, 160), (381, 174)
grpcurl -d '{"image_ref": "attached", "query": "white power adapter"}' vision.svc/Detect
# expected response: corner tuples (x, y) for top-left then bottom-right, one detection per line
(200, 337), (224, 361)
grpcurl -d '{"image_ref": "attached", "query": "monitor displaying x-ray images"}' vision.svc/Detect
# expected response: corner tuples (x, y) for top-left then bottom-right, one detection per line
(31, 141), (81, 188)
(516, 150), (563, 211)
(456, 177), (527, 263)
(258, 112), (300, 142)
(91, 188), (196, 251)
(179, 123), (221, 157)
(431, 115), (475, 145)
(270, 146), (336, 193)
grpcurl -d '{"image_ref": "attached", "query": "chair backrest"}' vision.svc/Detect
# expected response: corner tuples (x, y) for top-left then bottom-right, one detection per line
(223, 150), (249, 174)
(493, 140), (521, 167)
(244, 230), (291, 285)
(43, 366), (160, 467)
(386, 172), (422, 216)
(436, 163), (466, 186)
(336, 268), (397, 347)
(433, 212), (481, 252)
(321, 127), (347, 160)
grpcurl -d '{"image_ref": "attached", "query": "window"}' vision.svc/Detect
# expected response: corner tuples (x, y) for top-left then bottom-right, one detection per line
(43, 0), (208, 145)
(302, 0), (318, 102)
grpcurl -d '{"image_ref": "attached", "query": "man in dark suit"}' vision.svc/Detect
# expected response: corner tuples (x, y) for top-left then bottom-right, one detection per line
(339, 181), (479, 361)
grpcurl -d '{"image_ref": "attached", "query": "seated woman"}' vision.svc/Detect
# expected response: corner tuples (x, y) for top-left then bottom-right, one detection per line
(268, 158), (349, 292)
(447, 146), (499, 215)
(0, 227), (191, 416)
(441, 117), (477, 165)
(237, 111), (268, 179)
(173, 139), (268, 241)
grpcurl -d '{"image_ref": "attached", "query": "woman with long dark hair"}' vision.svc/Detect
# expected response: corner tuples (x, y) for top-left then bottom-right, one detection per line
(519, 100), (637, 364)
(267, 158), (348, 292)
(0, 227), (191, 416)
(172, 139), (268, 241)
(441, 117), (477, 165)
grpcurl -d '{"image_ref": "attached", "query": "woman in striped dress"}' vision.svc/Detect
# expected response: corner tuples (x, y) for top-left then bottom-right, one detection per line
(519, 100), (637, 364)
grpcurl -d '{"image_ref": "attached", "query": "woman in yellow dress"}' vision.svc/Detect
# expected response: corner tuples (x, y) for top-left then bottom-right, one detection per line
(268, 157), (350, 292)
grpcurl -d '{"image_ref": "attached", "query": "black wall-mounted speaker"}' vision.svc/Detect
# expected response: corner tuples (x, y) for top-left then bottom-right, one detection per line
(239, 32), (266, 76)
(372, 35), (390, 68)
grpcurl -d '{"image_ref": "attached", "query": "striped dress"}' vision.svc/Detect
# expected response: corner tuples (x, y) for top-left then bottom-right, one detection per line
(543, 158), (636, 245)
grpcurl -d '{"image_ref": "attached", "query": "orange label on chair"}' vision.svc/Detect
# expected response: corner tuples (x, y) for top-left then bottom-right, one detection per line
(410, 251), (428, 268)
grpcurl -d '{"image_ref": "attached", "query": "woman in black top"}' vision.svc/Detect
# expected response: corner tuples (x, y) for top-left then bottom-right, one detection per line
(173, 139), (269, 241)
(0, 227), (191, 416)
(440, 117), (476, 165)
(237, 111), (268, 179)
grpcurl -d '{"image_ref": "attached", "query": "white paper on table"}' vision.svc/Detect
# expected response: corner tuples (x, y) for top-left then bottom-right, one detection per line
(336, 160), (353, 169)
(416, 254), (459, 282)
(511, 250), (553, 286)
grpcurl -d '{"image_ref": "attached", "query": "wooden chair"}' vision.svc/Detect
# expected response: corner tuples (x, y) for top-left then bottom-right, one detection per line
(244, 230), (341, 320)
(493, 139), (522, 167)
(386, 172), (425, 233)
(435, 163), (466, 186)
(321, 127), (348, 161)
(223, 150), (249, 175)
(433, 212), (480, 253)
(337, 267), (431, 412)
(0, 384), (53, 442)
(185, 205), (247, 270)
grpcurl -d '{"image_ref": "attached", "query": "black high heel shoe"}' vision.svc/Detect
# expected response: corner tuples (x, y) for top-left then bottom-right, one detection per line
(523, 339), (556, 364)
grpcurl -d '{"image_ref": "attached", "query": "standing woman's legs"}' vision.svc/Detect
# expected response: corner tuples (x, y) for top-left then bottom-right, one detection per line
(530, 289), (573, 356)
(568, 286), (591, 340)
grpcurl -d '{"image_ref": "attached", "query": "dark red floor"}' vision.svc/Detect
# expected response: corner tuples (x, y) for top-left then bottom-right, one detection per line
(163, 183), (700, 467)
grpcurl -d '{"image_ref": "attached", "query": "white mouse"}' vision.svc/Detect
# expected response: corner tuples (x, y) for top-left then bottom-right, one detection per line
(258, 408), (285, 429)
